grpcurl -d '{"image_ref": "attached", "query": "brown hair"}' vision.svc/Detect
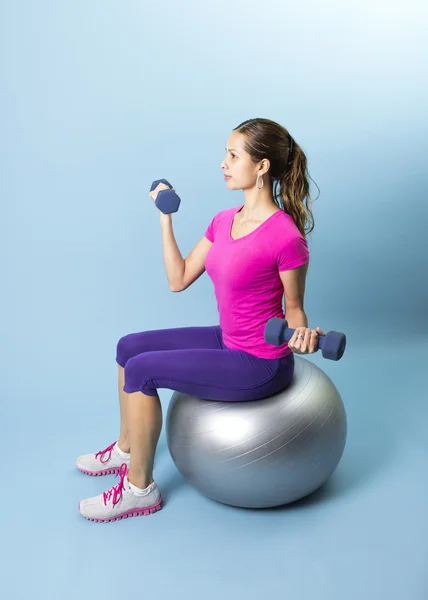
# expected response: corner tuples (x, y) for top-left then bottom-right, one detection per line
(234, 118), (319, 238)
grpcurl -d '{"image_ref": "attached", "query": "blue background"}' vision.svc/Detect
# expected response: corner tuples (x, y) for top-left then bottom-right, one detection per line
(1, 1), (427, 599)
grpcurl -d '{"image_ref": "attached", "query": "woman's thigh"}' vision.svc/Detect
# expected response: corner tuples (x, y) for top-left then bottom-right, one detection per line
(123, 346), (295, 402)
(116, 325), (223, 367)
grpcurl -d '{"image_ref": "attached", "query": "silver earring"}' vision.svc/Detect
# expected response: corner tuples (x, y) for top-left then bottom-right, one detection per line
(256, 174), (264, 189)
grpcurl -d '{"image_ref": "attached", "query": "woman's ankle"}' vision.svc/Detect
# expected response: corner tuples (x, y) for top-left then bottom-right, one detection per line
(127, 471), (154, 490)
(117, 440), (130, 454)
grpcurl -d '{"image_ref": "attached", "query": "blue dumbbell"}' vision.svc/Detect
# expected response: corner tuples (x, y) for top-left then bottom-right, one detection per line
(264, 317), (346, 361)
(150, 179), (181, 214)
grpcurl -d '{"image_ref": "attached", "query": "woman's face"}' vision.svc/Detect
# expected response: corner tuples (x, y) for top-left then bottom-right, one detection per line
(220, 131), (265, 190)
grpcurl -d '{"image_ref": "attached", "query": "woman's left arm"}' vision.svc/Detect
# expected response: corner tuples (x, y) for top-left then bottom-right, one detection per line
(279, 263), (325, 354)
(279, 262), (309, 320)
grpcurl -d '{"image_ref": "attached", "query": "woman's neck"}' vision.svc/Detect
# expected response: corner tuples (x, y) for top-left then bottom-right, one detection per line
(240, 187), (279, 220)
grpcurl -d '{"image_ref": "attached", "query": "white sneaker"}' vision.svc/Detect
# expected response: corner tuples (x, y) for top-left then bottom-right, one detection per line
(76, 441), (130, 476)
(78, 463), (163, 522)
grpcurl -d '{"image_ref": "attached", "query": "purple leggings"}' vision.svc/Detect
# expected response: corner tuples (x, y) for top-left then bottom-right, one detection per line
(115, 325), (295, 402)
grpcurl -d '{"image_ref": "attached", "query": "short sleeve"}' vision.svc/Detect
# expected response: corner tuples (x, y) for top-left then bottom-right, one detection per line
(277, 236), (310, 271)
(204, 212), (221, 242)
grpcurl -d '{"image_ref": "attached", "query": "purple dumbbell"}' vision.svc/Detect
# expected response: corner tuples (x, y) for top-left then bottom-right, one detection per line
(264, 317), (346, 361)
(150, 179), (181, 214)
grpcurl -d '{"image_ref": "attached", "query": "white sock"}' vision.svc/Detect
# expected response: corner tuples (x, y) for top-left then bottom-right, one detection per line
(127, 477), (155, 496)
(114, 442), (130, 458)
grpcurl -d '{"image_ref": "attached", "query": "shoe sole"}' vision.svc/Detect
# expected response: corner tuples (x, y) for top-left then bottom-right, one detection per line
(78, 498), (163, 522)
(77, 465), (123, 476)
(76, 457), (155, 477)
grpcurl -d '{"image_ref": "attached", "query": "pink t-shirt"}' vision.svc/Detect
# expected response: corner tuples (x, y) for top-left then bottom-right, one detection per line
(204, 205), (310, 359)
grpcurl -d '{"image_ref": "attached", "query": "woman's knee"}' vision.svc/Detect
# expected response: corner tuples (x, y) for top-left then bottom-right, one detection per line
(116, 332), (149, 368)
(122, 354), (157, 395)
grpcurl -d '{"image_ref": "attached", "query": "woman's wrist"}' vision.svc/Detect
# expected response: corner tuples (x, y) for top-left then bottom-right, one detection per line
(159, 213), (172, 225)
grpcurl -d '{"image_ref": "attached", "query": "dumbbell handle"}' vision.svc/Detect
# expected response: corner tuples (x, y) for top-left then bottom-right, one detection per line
(273, 320), (317, 345)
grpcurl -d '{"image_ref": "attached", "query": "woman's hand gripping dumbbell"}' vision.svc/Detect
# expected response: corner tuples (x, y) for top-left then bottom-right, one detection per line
(149, 179), (181, 214)
(264, 318), (346, 361)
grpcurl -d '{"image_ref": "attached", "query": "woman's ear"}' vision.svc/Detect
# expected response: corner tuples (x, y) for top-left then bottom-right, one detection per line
(260, 158), (270, 176)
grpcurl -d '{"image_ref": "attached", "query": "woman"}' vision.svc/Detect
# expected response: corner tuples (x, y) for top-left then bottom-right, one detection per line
(76, 117), (325, 523)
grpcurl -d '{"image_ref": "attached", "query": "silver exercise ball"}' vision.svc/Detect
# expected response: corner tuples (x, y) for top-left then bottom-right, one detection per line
(166, 356), (347, 508)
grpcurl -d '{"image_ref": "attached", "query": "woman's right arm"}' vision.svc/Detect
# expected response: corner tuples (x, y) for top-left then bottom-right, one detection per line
(160, 214), (212, 292)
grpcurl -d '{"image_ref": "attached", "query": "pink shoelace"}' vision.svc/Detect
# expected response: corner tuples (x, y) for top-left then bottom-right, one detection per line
(103, 463), (128, 507)
(94, 441), (117, 464)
